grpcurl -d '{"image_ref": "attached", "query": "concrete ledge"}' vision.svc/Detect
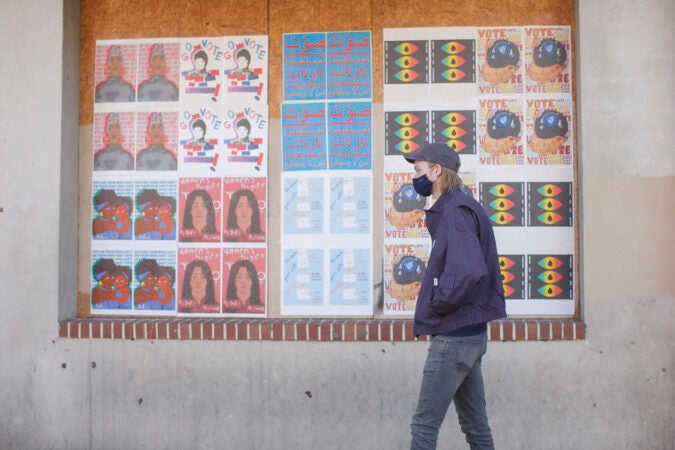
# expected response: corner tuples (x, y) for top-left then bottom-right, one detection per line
(59, 318), (585, 341)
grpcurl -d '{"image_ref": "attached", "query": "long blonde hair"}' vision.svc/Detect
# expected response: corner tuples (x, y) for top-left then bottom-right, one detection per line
(434, 165), (464, 195)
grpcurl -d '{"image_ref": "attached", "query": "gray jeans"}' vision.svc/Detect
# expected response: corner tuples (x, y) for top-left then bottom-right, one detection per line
(411, 332), (494, 450)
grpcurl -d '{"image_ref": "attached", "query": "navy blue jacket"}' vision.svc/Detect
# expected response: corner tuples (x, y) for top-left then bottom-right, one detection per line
(414, 188), (506, 336)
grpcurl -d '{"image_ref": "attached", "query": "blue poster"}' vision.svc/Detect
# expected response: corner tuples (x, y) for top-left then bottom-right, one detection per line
(329, 176), (370, 234)
(283, 33), (327, 101)
(283, 176), (324, 234)
(329, 248), (370, 306)
(282, 103), (327, 171)
(283, 248), (324, 306)
(327, 31), (372, 99)
(328, 101), (372, 170)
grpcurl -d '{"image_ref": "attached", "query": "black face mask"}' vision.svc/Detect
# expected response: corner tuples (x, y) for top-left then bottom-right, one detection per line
(412, 174), (433, 197)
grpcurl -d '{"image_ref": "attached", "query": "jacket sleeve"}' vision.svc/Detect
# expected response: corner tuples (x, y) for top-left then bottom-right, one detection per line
(429, 205), (489, 316)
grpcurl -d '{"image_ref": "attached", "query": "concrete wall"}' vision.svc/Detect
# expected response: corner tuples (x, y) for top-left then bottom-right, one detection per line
(0, 1), (673, 449)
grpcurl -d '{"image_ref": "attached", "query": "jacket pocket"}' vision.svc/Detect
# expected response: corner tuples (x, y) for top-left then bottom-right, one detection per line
(428, 266), (461, 316)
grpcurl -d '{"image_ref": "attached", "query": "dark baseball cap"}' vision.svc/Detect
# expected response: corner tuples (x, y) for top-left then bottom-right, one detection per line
(404, 143), (461, 171)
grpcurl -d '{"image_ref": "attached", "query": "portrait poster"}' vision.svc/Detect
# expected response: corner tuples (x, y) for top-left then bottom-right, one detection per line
(91, 249), (133, 312)
(133, 250), (177, 313)
(180, 37), (223, 102)
(92, 180), (134, 241)
(94, 42), (137, 104)
(135, 110), (179, 172)
(222, 247), (266, 316)
(92, 35), (270, 318)
(221, 104), (269, 176)
(134, 180), (178, 241)
(136, 41), (180, 103)
(223, 35), (268, 104)
(178, 177), (222, 243)
(178, 103), (224, 177)
(222, 177), (267, 243)
(93, 111), (136, 171)
(177, 247), (222, 314)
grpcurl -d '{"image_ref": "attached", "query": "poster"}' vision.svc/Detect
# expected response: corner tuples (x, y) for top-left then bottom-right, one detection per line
(177, 247), (221, 314)
(222, 247), (266, 316)
(91, 36), (269, 317)
(280, 172), (372, 316)
(384, 26), (576, 317)
(133, 250), (176, 312)
(222, 177), (267, 243)
(326, 31), (372, 99)
(524, 26), (571, 94)
(327, 101), (372, 169)
(281, 102), (327, 171)
(91, 250), (133, 311)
